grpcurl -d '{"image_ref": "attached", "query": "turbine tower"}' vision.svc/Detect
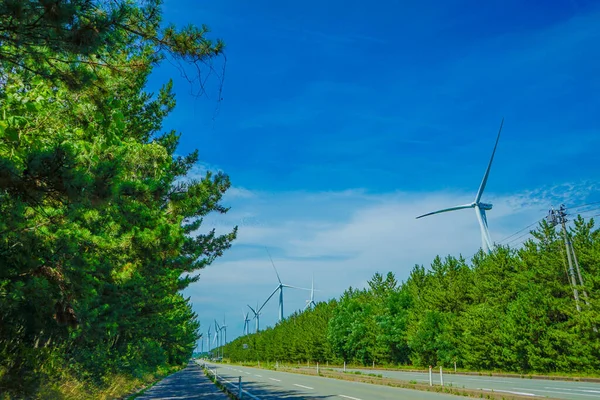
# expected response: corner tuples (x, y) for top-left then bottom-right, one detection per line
(261, 248), (307, 322)
(221, 316), (227, 347)
(214, 320), (221, 358)
(242, 309), (251, 335)
(416, 119), (504, 253)
(304, 274), (317, 311)
(207, 325), (211, 354)
(247, 303), (261, 333)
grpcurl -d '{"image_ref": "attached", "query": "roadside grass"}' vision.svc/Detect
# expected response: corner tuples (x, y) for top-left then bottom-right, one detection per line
(19, 365), (183, 400)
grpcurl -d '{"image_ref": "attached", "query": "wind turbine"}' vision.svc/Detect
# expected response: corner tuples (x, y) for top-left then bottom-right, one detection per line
(207, 325), (211, 354)
(242, 309), (251, 335)
(247, 303), (261, 333)
(221, 316), (227, 347)
(219, 316), (227, 359)
(214, 320), (221, 358)
(261, 248), (307, 322)
(304, 274), (317, 311)
(416, 119), (504, 253)
(199, 333), (204, 354)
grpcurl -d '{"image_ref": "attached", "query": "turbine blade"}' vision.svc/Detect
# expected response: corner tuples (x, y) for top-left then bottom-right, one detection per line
(475, 118), (503, 203)
(474, 206), (492, 253)
(480, 208), (493, 251)
(416, 203), (474, 219)
(259, 287), (280, 312)
(282, 284), (311, 291)
(266, 247), (282, 284)
(247, 304), (257, 315)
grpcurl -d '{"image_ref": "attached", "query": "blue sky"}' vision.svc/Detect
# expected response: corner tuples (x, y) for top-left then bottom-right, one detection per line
(148, 0), (600, 347)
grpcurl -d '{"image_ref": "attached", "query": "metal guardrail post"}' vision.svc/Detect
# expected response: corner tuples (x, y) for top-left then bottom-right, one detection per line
(238, 376), (242, 399)
(440, 366), (444, 386)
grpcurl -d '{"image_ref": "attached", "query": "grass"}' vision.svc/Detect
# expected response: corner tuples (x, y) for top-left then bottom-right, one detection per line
(20, 365), (183, 400)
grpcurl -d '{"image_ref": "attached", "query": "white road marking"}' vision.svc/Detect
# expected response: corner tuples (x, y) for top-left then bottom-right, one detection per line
(466, 378), (514, 383)
(244, 372), (251, 375)
(544, 387), (600, 394)
(293, 384), (314, 389)
(480, 388), (536, 397)
(339, 395), (362, 400)
(255, 374), (263, 377)
(526, 388), (600, 398)
(269, 378), (281, 382)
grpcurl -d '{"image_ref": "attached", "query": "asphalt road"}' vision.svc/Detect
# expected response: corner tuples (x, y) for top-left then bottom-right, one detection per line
(328, 366), (599, 400)
(136, 362), (229, 399)
(200, 360), (468, 400)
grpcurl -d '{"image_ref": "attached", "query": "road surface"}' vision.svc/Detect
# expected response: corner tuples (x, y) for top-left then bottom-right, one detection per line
(201, 361), (474, 400)
(136, 362), (229, 399)
(328, 366), (598, 400)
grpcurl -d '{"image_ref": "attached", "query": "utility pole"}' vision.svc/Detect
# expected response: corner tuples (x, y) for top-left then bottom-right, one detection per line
(547, 205), (580, 312)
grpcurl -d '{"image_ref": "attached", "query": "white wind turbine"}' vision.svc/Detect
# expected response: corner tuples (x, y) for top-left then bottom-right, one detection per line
(207, 325), (211, 354)
(215, 319), (227, 357)
(261, 248), (308, 322)
(242, 309), (251, 335)
(416, 119), (504, 253)
(247, 302), (261, 333)
(304, 274), (317, 311)
(220, 316), (227, 347)
(212, 321), (219, 354)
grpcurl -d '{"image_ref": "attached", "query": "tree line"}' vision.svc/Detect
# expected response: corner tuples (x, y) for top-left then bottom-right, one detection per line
(223, 217), (600, 373)
(0, 1), (234, 397)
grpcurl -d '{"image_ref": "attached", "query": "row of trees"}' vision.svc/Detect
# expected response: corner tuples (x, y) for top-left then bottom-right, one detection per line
(223, 217), (600, 373)
(0, 1), (233, 397)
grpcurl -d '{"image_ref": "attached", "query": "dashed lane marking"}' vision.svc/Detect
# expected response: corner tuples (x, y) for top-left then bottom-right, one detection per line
(293, 384), (314, 390)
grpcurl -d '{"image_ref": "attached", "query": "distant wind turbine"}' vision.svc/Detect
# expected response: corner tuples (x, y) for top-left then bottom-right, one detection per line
(207, 325), (211, 354)
(220, 316), (227, 347)
(416, 119), (504, 253)
(212, 321), (219, 348)
(242, 309), (251, 335)
(304, 274), (317, 311)
(262, 248), (308, 322)
(247, 302), (261, 333)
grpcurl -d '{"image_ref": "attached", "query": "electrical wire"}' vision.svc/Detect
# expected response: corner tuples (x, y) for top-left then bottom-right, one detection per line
(504, 230), (536, 246)
(569, 200), (600, 210)
(498, 217), (544, 244)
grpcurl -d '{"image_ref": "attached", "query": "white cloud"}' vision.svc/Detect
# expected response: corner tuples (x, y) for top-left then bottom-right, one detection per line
(185, 182), (599, 344)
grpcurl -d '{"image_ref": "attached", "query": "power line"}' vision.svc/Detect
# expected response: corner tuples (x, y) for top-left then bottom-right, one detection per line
(574, 206), (600, 216)
(570, 200), (600, 210)
(498, 217), (544, 244)
(504, 230), (536, 246)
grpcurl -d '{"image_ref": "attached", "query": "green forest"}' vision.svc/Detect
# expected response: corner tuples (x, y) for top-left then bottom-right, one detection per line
(0, 1), (235, 398)
(223, 217), (600, 374)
